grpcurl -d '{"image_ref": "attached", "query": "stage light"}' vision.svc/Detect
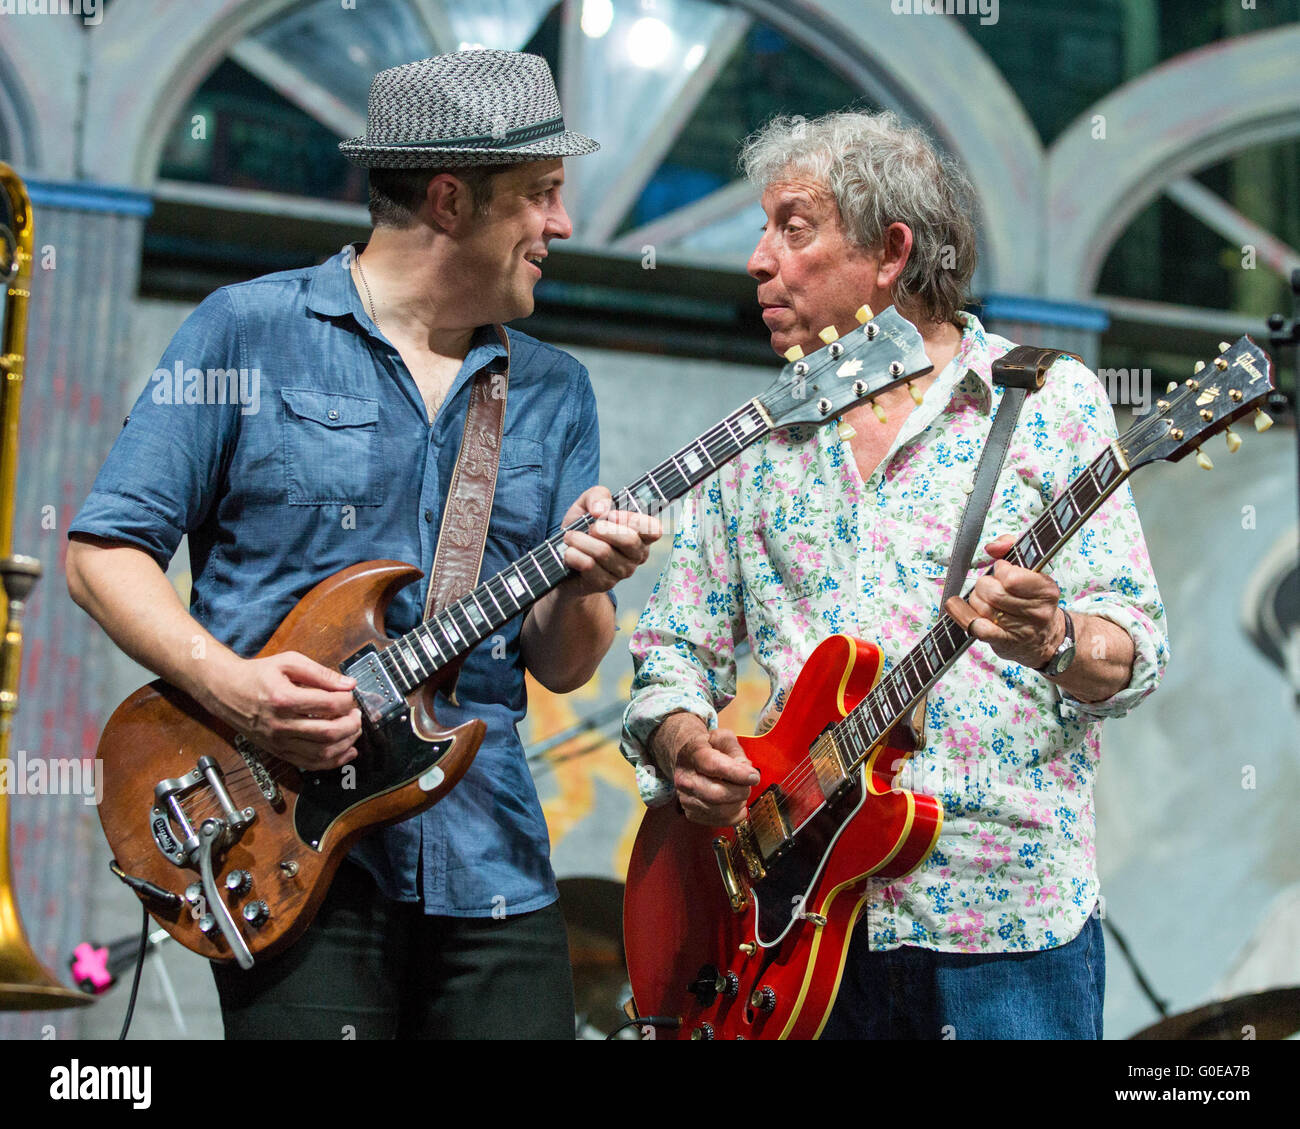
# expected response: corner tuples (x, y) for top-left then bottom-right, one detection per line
(581, 0), (614, 39)
(627, 16), (672, 69)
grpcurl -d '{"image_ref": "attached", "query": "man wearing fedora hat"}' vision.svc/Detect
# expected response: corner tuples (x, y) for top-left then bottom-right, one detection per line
(67, 50), (657, 1038)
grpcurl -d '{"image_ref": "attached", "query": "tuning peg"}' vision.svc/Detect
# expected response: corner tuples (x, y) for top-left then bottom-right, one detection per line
(837, 419), (856, 441)
(1255, 409), (1273, 432)
(1166, 382), (1178, 393)
(784, 345), (804, 362)
(907, 382), (923, 405)
(818, 325), (839, 344)
(1218, 341), (1230, 353)
(1195, 448), (1214, 470)
(855, 305), (873, 324)
(1193, 361), (1205, 375)
(872, 403), (888, 424)
(1225, 428), (1242, 453)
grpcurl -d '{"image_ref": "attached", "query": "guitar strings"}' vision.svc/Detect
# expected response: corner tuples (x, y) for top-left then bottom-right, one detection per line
(170, 377), (912, 844)
(741, 457), (1119, 847)
(396, 405), (769, 675)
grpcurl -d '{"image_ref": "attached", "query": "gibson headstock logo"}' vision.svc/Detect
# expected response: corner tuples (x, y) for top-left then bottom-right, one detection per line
(1233, 352), (1266, 384)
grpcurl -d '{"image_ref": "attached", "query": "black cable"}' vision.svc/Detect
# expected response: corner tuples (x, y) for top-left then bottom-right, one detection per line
(117, 903), (151, 1041)
(108, 858), (182, 909)
(604, 1014), (681, 1040)
(1101, 914), (1169, 1019)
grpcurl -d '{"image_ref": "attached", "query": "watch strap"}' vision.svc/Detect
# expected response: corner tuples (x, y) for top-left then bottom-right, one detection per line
(1036, 608), (1076, 674)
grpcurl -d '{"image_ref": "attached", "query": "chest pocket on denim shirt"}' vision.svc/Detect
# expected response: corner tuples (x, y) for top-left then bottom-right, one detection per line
(281, 388), (383, 505)
(490, 436), (547, 548)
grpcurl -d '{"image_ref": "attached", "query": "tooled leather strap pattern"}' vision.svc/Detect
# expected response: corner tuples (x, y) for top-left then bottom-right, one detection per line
(425, 327), (510, 618)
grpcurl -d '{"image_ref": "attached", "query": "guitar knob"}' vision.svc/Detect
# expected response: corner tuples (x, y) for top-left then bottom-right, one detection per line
(688, 965), (725, 1005)
(197, 913), (217, 936)
(184, 883), (203, 905)
(241, 900), (270, 927)
(721, 971), (740, 999)
(749, 986), (777, 1013)
(225, 869), (252, 895)
(690, 1023), (715, 1041)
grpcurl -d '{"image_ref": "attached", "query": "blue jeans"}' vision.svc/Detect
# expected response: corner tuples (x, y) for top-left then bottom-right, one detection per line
(820, 909), (1105, 1039)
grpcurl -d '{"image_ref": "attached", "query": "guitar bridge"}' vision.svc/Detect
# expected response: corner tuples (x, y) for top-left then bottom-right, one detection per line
(234, 735), (281, 803)
(736, 823), (766, 882)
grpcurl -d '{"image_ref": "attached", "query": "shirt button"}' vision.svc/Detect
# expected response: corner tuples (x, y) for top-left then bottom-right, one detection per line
(327, 409), (340, 421)
(424, 509), (433, 522)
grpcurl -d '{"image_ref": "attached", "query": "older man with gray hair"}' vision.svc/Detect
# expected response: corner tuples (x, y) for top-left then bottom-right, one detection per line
(622, 110), (1168, 1039)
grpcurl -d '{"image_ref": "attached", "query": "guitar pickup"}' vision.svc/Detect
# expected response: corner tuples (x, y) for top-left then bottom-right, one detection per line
(811, 734), (849, 799)
(343, 646), (406, 725)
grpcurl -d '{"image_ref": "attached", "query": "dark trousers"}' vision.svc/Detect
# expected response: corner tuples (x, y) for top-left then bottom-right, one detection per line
(820, 909), (1105, 1040)
(211, 861), (576, 1039)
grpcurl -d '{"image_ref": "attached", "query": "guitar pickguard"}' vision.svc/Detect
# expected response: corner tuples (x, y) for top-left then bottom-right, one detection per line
(751, 770), (866, 947)
(292, 713), (452, 850)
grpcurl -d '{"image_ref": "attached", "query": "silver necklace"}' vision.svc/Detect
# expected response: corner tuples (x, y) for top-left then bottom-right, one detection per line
(354, 252), (379, 325)
(355, 252), (449, 419)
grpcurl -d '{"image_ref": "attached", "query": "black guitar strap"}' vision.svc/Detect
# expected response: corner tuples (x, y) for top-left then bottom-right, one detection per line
(899, 345), (1081, 751)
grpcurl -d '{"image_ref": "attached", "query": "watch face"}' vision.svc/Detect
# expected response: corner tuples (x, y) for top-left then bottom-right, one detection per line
(1047, 642), (1076, 676)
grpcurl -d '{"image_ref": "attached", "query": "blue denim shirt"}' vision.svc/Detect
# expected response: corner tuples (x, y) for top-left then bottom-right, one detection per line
(71, 247), (604, 917)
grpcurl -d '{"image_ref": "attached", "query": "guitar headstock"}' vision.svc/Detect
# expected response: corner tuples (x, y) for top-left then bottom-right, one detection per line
(758, 305), (933, 428)
(1120, 337), (1276, 471)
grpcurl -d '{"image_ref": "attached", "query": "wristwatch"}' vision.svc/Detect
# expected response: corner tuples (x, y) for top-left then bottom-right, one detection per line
(1036, 610), (1076, 677)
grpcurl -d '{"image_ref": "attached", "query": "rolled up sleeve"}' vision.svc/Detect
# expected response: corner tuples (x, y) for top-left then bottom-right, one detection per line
(620, 479), (746, 806)
(68, 289), (243, 567)
(1038, 360), (1170, 720)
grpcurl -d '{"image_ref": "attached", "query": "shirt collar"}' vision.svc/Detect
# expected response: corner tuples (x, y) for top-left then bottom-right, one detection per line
(945, 310), (998, 412)
(305, 244), (368, 320)
(306, 242), (506, 365)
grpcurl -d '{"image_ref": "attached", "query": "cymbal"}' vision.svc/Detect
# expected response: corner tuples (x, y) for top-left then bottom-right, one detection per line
(1131, 986), (1300, 1040)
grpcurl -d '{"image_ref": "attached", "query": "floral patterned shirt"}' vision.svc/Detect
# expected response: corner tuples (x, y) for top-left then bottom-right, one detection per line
(621, 313), (1169, 953)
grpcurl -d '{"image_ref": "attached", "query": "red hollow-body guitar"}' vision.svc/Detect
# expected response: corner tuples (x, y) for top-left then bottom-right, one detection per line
(96, 306), (933, 968)
(626, 633), (940, 1040)
(624, 336), (1276, 1039)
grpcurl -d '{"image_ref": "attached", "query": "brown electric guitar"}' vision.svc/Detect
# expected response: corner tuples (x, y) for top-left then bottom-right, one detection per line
(96, 305), (933, 967)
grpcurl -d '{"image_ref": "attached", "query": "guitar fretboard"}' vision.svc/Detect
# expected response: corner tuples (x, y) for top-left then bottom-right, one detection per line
(373, 401), (773, 694)
(833, 442), (1129, 769)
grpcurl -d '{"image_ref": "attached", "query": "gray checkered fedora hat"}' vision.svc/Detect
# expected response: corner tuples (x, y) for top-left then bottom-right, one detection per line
(339, 50), (598, 168)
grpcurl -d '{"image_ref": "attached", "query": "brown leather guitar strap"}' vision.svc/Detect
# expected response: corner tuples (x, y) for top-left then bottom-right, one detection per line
(897, 345), (1081, 752)
(423, 328), (510, 701)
